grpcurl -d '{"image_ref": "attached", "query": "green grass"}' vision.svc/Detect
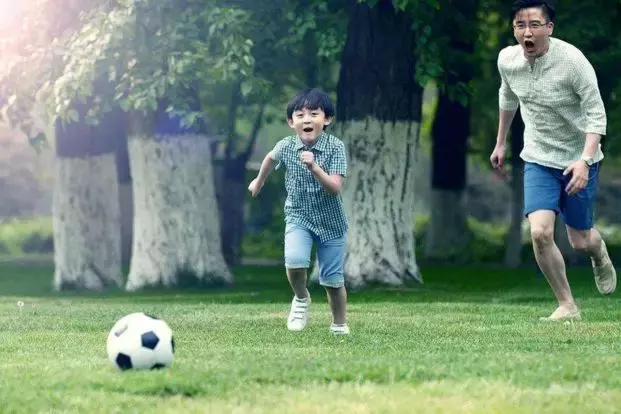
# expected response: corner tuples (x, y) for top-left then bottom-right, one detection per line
(1, 264), (621, 413)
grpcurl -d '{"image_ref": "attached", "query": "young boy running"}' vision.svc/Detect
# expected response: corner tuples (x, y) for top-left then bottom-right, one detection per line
(248, 88), (350, 335)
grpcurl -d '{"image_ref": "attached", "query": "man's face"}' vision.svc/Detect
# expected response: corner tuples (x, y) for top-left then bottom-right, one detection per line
(287, 107), (332, 143)
(513, 7), (554, 58)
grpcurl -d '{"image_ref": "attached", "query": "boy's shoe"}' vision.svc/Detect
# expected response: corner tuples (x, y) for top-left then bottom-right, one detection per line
(287, 291), (311, 331)
(329, 323), (350, 335)
(593, 240), (617, 295)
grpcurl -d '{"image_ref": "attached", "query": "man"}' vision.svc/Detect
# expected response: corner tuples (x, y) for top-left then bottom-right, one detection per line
(490, 0), (617, 321)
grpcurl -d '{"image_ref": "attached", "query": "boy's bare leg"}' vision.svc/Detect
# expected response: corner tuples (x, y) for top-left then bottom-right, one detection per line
(326, 286), (347, 325)
(287, 268), (309, 299)
(528, 210), (579, 319)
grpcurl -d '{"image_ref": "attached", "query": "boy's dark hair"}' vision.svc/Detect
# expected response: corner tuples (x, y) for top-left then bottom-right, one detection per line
(286, 88), (335, 124)
(511, 0), (555, 23)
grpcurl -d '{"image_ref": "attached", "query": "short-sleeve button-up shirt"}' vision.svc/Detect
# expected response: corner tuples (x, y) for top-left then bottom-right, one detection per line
(497, 37), (607, 169)
(271, 132), (348, 242)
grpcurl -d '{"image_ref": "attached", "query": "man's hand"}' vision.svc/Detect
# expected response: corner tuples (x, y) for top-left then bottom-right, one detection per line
(300, 151), (315, 170)
(247, 178), (263, 198)
(490, 143), (507, 170)
(563, 160), (590, 195)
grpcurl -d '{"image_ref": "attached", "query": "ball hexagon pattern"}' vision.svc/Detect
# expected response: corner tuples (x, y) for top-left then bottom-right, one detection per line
(106, 312), (175, 371)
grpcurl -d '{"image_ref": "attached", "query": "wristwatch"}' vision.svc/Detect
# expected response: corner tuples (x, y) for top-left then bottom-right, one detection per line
(581, 156), (595, 166)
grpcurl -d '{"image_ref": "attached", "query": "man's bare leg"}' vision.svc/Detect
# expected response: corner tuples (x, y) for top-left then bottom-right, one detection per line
(528, 210), (579, 319)
(566, 226), (617, 295)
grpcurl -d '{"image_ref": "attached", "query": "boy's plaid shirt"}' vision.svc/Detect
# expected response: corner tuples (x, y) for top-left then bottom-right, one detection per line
(272, 132), (348, 241)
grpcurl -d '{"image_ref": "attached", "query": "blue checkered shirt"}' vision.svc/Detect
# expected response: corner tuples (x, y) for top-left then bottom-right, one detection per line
(272, 132), (348, 242)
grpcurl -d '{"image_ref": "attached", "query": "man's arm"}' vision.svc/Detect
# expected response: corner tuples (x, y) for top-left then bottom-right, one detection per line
(496, 109), (517, 146)
(582, 133), (602, 160)
(572, 51), (607, 158)
(496, 50), (520, 145)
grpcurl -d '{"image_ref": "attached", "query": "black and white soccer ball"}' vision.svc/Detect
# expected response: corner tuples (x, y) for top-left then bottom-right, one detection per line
(106, 312), (175, 371)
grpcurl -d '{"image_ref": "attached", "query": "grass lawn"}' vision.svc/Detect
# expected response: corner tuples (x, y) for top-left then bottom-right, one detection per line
(1, 263), (621, 413)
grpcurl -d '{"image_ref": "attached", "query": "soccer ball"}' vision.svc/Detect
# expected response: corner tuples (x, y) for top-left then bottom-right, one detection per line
(106, 312), (175, 371)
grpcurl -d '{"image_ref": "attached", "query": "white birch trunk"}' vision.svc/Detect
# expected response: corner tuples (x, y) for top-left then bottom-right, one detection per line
(125, 134), (232, 290)
(313, 119), (422, 288)
(53, 154), (123, 291)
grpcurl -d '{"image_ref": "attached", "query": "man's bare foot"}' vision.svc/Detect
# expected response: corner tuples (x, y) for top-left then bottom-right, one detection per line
(539, 305), (581, 322)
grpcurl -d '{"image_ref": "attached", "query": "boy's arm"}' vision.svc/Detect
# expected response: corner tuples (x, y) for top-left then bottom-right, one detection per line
(308, 140), (347, 194)
(310, 164), (343, 194)
(255, 151), (277, 185)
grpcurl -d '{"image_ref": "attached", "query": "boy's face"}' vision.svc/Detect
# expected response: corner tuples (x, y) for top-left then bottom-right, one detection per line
(287, 107), (332, 143)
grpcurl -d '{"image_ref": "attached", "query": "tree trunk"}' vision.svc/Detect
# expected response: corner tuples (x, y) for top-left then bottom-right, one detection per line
(425, 0), (476, 259)
(313, 0), (423, 288)
(214, 157), (247, 266)
(504, 109), (525, 268)
(53, 154), (123, 290)
(425, 92), (472, 258)
(215, 100), (265, 266)
(125, 128), (232, 290)
(339, 120), (421, 288)
(113, 114), (133, 269)
(52, 104), (124, 291)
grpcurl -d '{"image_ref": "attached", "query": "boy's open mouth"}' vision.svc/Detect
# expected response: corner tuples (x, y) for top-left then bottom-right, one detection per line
(302, 127), (314, 133)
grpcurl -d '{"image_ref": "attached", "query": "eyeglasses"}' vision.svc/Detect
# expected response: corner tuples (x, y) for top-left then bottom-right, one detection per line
(513, 21), (549, 31)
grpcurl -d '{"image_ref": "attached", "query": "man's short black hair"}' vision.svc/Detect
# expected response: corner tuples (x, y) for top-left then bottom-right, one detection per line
(286, 88), (335, 120)
(511, 0), (555, 23)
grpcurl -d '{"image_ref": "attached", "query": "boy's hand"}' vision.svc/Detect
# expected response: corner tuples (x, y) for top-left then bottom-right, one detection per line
(300, 151), (315, 170)
(248, 178), (263, 198)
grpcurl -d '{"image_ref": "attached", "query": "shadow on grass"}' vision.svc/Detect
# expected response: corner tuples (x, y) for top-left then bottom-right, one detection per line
(0, 263), (617, 306)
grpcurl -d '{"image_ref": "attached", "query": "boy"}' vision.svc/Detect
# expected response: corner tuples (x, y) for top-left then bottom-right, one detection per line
(248, 88), (350, 335)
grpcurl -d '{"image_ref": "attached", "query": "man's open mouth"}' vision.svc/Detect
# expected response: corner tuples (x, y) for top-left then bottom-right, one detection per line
(524, 40), (535, 50)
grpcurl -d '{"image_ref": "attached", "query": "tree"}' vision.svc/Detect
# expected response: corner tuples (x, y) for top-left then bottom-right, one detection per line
(1, 0), (126, 290)
(330, 0), (424, 288)
(53, 105), (124, 290)
(503, 108), (525, 268)
(2, 0), (258, 289)
(424, 0), (478, 259)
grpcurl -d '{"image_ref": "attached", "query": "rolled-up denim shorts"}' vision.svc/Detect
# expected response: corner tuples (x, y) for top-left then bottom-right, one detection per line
(284, 222), (346, 288)
(524, 161), (599, 230)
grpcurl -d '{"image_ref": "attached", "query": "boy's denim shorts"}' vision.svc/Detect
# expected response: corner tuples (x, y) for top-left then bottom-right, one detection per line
(524, 161), (599, 230)
(284, 222), (346, 288)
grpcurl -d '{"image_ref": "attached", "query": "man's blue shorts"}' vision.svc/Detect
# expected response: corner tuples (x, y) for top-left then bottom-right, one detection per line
(523, 161), (600, 230)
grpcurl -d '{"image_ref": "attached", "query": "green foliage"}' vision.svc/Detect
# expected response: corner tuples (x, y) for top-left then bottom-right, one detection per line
(0, 217), (53, 256)
(1, 0), (256, 133)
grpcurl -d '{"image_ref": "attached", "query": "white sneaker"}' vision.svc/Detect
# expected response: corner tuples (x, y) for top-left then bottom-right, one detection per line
(287, 291), (311, 331)
(329, 323), (350, 335)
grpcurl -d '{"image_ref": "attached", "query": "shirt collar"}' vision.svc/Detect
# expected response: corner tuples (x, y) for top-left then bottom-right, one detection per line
(296, 132), (328, 152)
